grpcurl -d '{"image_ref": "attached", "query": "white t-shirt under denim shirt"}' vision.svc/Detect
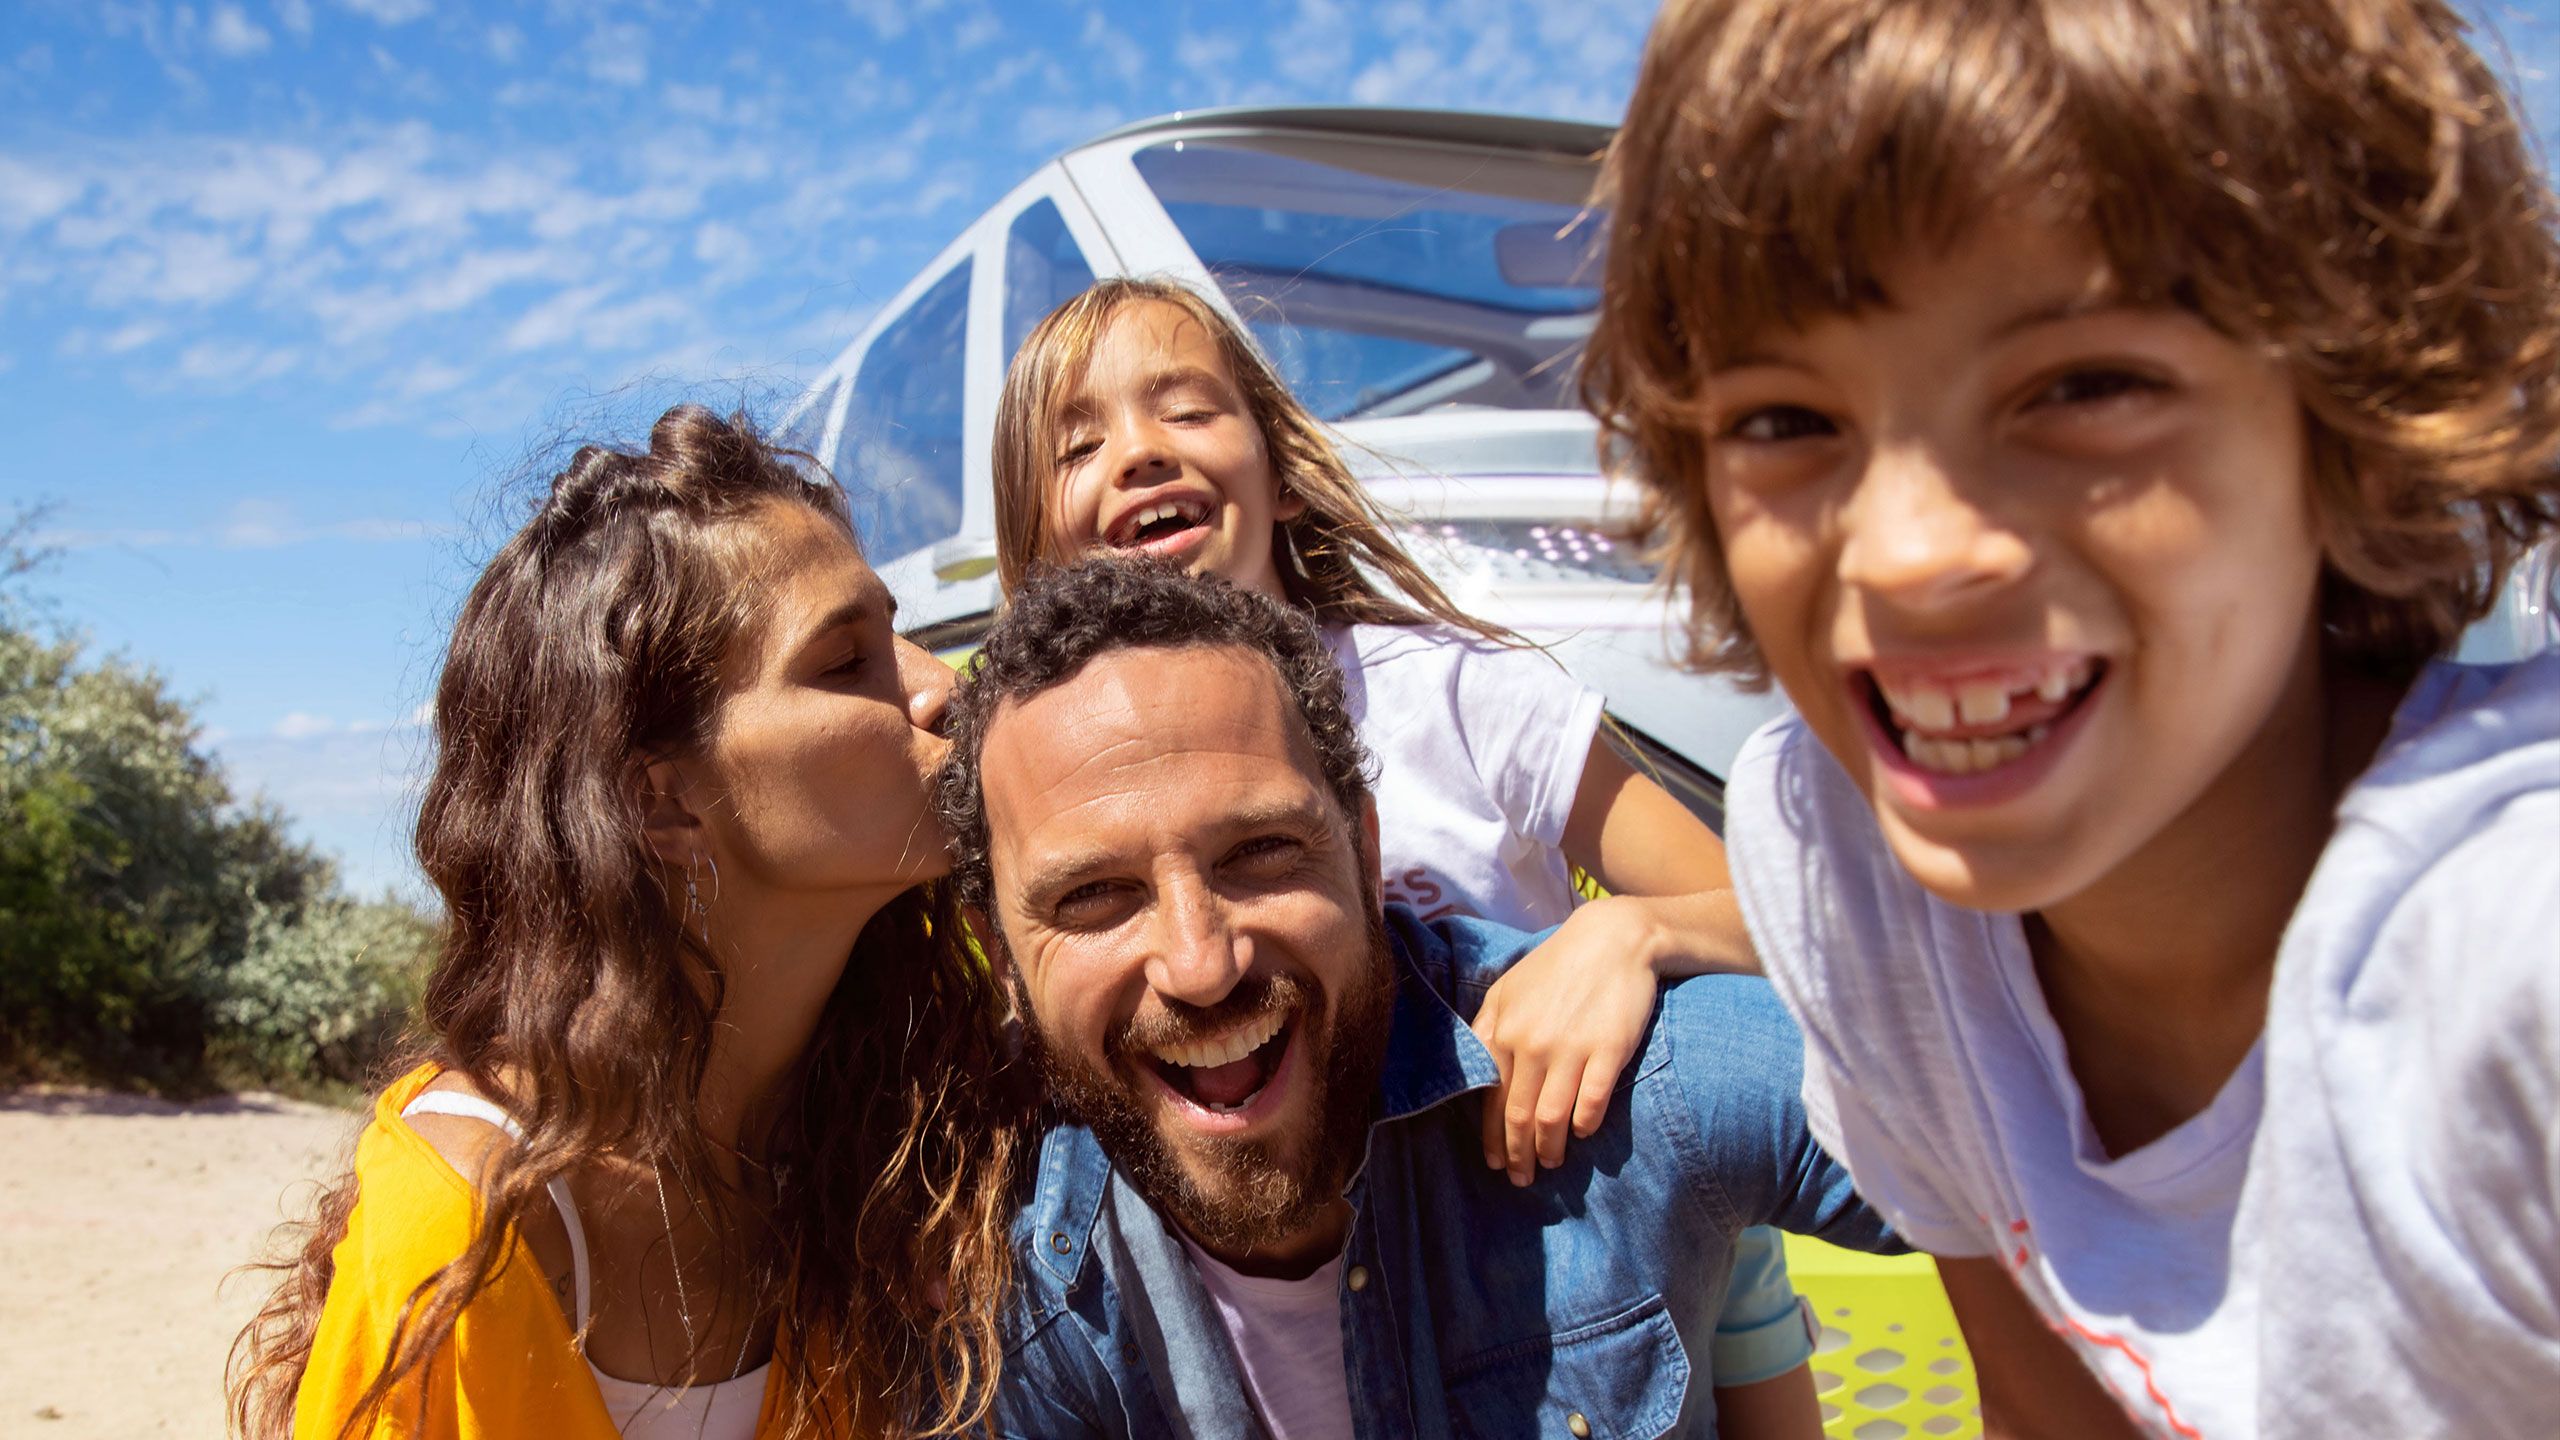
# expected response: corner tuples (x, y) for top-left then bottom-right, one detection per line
(1728, 653), (2560, 1438)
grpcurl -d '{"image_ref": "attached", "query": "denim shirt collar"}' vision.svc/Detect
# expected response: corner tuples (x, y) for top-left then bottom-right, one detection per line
(1016, 904), (1508, 1299)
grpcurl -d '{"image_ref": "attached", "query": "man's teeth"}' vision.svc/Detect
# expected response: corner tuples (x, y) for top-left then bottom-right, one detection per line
(1902, 724), (2051, 774)
(1878, 659), (2094, 734)
(1150, 1008), (1284, 1070)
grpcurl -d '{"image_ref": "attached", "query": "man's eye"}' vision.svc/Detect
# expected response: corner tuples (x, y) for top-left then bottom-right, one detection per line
(1225, 835), (1303, 874)
(1725, 405), (1836, 443)
(1052, 881), (1125, 924)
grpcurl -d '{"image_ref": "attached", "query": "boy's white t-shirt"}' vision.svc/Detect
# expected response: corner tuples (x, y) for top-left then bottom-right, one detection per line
(1728, 653), (2560, 1438)
(1322, 623), (1605, 929)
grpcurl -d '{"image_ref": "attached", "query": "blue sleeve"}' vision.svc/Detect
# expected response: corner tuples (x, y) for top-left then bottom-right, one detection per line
(1710, 1227), (1813, 1385)
(1662, 974), (1903, 1256)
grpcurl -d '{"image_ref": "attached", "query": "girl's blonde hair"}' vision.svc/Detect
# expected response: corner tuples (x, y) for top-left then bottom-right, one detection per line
(1584, 0), (2560, 683)
(991, 276), (1505, 639)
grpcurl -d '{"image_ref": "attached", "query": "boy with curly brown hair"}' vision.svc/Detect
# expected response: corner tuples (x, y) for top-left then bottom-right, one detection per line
(1583, 1), (2560, 1433)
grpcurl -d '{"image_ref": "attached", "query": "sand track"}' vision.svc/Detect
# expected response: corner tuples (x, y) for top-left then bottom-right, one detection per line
(1, 1088), (357, 1437)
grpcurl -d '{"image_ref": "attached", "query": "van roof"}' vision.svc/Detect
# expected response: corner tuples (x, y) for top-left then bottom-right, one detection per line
(1081, 105), (1613, 159)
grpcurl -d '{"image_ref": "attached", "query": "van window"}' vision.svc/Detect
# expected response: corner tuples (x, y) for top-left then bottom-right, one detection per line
(1004, 200), (1098, 363)
(838, 261), (971, 562)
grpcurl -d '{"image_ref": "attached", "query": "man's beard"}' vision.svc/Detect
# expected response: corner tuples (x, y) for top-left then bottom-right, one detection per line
(1020, 904), (1400, 1257)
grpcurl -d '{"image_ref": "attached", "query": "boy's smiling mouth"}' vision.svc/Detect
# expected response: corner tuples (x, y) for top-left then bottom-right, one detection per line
(1856, 656), (2109, 790)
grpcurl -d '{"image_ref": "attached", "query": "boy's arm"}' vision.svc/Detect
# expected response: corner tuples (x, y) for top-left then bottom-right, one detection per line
(1937, 1258), (2144, 1440)
(1473, 733), (1757, 1181)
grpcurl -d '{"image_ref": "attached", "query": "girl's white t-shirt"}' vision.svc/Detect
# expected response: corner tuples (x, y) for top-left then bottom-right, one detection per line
(1727, 654), (2560, 1437)
(1321, 623), (1605, 930)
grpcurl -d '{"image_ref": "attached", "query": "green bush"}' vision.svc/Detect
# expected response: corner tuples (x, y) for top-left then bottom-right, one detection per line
(1, 508), (434, 1093)
(216, 898), (433, 1087)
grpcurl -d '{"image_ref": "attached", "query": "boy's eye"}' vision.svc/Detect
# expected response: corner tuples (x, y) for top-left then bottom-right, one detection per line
(2030, 367), (2165, 409)
(1725, 405), (1837, 443)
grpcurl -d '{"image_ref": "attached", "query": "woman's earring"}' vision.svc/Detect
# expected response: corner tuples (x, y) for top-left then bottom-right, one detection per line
(683, 852), (716, 946)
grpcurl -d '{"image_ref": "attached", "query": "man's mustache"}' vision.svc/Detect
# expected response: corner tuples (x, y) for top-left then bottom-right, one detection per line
(1107, 970), (1313, 1062)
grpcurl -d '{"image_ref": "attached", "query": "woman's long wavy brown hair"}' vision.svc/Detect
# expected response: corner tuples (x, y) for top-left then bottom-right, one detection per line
(991, 276), (1511, 642)
(228, 404), (1024, 1437)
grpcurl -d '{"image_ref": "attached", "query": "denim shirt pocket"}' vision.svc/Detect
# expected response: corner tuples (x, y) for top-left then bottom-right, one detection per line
(1442, 1292), (1691, 1440)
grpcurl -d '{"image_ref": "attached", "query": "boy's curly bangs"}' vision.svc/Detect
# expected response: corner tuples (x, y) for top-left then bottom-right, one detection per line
(1585, 0), (2560, 681)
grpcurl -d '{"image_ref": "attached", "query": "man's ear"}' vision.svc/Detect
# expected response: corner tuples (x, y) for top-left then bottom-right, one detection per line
(1357, 794), (1382, 894)
(638, 756), (708, 867)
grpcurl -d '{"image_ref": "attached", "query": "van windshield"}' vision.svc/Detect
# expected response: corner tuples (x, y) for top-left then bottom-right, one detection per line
(1132, 135), (1602, 422)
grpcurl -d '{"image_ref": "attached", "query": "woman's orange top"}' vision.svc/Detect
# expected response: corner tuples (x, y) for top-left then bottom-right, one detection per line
(292, 1064), (785, 1438)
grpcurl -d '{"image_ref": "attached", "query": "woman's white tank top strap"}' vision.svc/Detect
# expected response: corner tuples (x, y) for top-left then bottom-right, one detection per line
(399, 1089), (772, 1439)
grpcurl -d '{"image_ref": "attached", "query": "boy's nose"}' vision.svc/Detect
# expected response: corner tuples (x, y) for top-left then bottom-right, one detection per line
(895, 636), (954, 734)
(1837, 445), (2033, 611)
(1143, 874), (1251, 1010)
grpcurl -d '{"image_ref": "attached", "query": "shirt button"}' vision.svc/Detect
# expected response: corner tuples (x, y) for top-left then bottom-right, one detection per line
(1346, 1264), (1370, 1292)
(1050, 1232), (1072, 1254)
(1566, 1412), (1591, 1438)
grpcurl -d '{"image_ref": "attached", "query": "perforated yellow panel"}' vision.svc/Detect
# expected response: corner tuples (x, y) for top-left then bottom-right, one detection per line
(1784, 1236), (1981, 1440)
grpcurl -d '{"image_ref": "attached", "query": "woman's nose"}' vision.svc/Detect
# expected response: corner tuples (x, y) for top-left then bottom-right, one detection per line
(895, 636), (955, 734)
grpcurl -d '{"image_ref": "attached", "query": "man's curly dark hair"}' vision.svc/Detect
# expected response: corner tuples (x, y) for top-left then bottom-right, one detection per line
(937, 556), (1376, 917)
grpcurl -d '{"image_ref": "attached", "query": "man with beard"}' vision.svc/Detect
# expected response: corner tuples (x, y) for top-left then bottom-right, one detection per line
(939, 559), (1896, 1437)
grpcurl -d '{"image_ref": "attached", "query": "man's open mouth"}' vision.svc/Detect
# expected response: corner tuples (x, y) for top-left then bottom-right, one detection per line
(1861, 657), (2107, 776)
(1144, 1008), (1294, 1116)
(1108, 497), (1211, 550)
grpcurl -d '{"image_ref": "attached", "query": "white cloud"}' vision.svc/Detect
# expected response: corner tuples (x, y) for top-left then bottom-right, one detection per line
(953, 12), (1000, 51)
(40, 505), (448, 552)
(586, 22), (648, 87)
(207, 4), (273, 57)
(274, 711), (336, 739)
(337, 0), (429, 25)
(486, 22), (523, 64)
(276, 0), (314, 39)
(173, 338), (301, 386)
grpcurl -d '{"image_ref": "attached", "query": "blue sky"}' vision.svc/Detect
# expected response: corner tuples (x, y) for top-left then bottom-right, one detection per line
(2, 0), (2554, 898)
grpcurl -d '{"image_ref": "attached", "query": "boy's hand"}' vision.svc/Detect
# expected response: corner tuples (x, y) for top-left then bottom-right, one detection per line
(1472, 896), (1667, 1185)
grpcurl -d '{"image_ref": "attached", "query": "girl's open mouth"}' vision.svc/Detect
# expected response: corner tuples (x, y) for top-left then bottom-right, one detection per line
(1108, 498), (1211, 551)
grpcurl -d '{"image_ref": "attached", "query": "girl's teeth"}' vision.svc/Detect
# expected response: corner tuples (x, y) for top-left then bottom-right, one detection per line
(2036, 667), (2077, 703)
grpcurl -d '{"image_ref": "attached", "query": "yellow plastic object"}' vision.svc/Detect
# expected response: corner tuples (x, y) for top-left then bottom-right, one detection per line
(1784, 1235), (1981, 1440)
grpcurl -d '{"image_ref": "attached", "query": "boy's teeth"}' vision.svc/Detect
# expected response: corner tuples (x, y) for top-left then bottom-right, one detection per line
(1891, 685), (1957, 730)
(1900, 723), (2050, 775)
(1956, 681), (2012, 726)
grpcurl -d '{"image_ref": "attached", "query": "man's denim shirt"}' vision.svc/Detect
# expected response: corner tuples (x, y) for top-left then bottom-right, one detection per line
(995, 907), (1896, 1439)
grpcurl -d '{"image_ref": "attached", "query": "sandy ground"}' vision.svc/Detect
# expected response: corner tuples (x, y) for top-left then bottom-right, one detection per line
(0, 1088), (360, 1437)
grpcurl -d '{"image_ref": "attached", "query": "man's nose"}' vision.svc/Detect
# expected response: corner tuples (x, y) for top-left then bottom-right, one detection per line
(894, 636), (954, 734)
(1836, 442), (2033, 612)
(1143, 873), (1250, 1010)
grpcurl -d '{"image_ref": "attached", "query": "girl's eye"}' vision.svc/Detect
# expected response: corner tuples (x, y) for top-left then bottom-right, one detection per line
(2031, 367), (2165, 409)
(1725, 405), (1837, 443)
(1167, 408), (1215, 424)
(1057, 436), (1100, 465)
